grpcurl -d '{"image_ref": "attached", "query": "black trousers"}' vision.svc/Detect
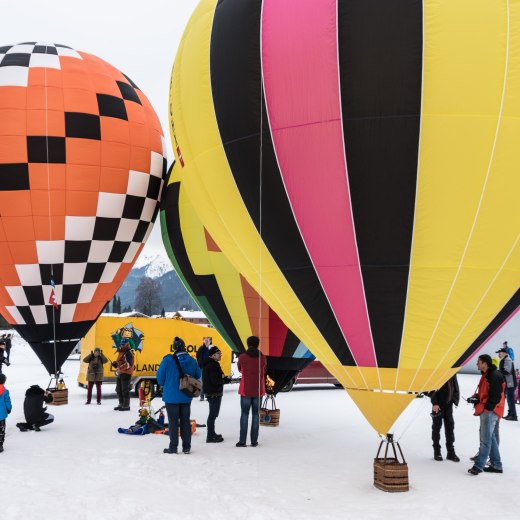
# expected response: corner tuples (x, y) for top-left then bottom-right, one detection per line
(432, 401), (455, 451)
(0, 419), (5, 447)
(207, 396), (222, 438)
(166, 403), (191, 451)
(116, 373), (132, 406)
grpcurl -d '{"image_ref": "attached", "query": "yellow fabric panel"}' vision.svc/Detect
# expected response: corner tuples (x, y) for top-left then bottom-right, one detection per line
(169, 0), (356, 388)
(398, 0), (520, 392)
(346, 389), (416, 436)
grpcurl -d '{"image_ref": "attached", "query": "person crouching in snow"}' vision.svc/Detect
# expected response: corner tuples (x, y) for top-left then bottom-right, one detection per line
(18, 385), (54, 432)
(83, 347), (108, 405)
(0, 373), (12, 452)
(202, 346), (231, 443)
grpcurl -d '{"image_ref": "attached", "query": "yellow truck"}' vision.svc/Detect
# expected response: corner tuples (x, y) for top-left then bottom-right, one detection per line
(78, 315), (232, 394)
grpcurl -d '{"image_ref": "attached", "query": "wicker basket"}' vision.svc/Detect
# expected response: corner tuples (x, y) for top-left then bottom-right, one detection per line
(374, 437), (409, 492)
(48, 388), (68, 406)
(260, 395), (280, 427)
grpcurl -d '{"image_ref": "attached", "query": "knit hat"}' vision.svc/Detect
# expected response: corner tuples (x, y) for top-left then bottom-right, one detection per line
(208, 346), (221, 357)
(173, 336), (186, 351)
(246, 335), (260, 349)
(94, 347), (101, 352)
(0, 373), (6, 385)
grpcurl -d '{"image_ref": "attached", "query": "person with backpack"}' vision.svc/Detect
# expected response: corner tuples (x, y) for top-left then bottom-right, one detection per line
(157, 336), (201, 454)
(497, 346), (517, 421)
(196, 336), (211, 401)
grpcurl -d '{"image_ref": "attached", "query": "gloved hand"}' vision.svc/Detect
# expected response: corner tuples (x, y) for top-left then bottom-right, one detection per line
(223, 376), (232, 384)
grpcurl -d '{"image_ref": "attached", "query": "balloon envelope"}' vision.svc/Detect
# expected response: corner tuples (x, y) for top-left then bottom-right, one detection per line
(169, 0), (520, 433)
(160, 165), (314, 394)
(0, 43), (166, 374)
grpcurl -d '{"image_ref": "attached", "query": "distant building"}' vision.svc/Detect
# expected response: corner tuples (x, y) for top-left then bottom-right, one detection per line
(101, 311), (150, 319)
(165, 310), (209, 325)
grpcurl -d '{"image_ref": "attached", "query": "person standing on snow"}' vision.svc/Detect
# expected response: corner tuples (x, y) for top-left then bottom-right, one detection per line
(157, 336), (201, 454)
(0, 373), (12, 453)
(236, 335), (267, 448)
(429, 375), (460, 462)
(83, 347), (109, 405)
(196, 336), (211, 401)
(497, 347), (517, 421)
(203, 346), (231, 443)
(468, 354), (506, 475)
(112, 338), (134, 411)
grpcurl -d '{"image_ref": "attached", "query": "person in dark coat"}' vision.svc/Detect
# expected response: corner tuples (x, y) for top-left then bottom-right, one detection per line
(202, 346), (231, 443)
(112, 339), (134, 411)
(497, 347), (517, 421)
(18, 385), (54, 431)
(0, 341), (7, 373)
(83, 347), (109, 405)
(236, 335), (267, 447)
(196, 336), (211, 401)
(430, 375), (460, 462)
(157, 336), (201, 454)
(5, 334), (12, 364)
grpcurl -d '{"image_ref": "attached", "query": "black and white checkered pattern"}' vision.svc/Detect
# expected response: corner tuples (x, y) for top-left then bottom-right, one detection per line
(1, 43), (167, 326)
(0, 43), (82, 87)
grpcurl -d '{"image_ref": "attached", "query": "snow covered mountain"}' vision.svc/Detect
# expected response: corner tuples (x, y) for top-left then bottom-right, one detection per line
(133, 252), (173, 279)
(115, 250), (196, 312)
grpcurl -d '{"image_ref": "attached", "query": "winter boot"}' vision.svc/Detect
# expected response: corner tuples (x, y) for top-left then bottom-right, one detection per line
(446, 450), (460, 462)
(434, 448), (443, 461)
(114, 403), (122, 411)
(119, 397), (130, 411)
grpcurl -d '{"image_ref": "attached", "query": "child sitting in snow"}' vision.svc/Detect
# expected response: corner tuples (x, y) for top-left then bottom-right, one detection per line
(118, 408), (165, 435)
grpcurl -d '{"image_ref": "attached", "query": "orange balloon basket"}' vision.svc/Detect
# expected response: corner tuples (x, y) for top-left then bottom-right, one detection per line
(373, 434), (409, 492)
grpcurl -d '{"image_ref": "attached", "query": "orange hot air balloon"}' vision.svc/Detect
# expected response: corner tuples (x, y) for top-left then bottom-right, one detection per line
(0, 42), (166, 374)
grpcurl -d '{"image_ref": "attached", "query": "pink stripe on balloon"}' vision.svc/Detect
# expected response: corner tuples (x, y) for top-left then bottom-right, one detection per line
(261, 0), (376, 367)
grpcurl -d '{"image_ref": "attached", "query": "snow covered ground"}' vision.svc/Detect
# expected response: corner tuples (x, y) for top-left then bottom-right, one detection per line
(1, 333), (518, 520)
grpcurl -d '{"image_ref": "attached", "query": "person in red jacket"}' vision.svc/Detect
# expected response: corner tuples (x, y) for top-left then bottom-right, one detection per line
(468, 354), (506, 475)
(236, 336), (267, 447)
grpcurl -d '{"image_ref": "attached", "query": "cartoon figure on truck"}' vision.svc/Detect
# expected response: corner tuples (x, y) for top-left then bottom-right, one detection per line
(78, 316), (232, 395)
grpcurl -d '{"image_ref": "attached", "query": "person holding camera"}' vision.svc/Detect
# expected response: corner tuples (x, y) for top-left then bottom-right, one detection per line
(467, 354), (506, 475)
(83, 347), (109, 405)
(112, 338), (134, 411)
(157, 336), (201, 454)
(429, 374), (460, 462)
(18, 384), (55, 431)
(202, 346), (231, 443)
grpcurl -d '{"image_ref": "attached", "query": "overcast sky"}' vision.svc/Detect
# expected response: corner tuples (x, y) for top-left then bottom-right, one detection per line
(1, 0), (200, 257)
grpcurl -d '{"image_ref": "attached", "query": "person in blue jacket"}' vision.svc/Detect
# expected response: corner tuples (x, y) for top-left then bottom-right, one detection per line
(0, 373), (12, 453)
(157, 336), (201, 455)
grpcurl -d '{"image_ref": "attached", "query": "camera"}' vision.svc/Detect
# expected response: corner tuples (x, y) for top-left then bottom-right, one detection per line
(467, 396), (479, 405)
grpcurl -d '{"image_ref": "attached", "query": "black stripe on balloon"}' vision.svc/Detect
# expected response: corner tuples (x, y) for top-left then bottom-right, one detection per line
(452, 289), (520, 368)
(210, 0), (356, 366)
(338, 0), (422, 368)
(160, 181), (245, 354)
(14, 320), (95, 374)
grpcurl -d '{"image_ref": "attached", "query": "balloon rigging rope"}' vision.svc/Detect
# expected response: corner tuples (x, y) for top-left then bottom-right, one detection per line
(44, 44), (58, 378)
